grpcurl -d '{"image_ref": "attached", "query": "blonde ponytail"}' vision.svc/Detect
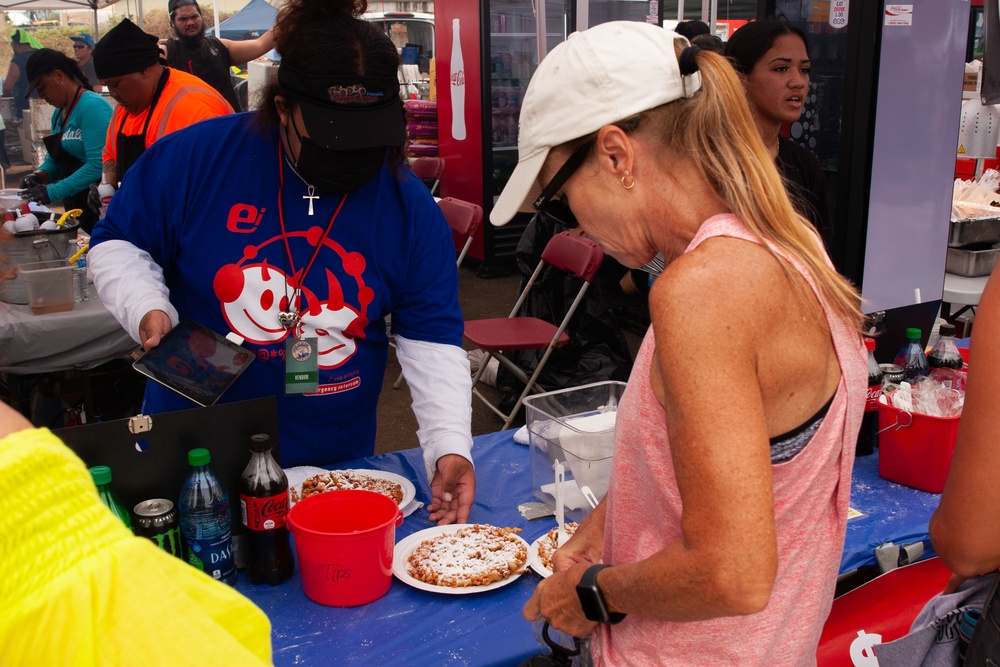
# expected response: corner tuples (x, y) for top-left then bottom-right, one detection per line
(648, 44), (862, 331)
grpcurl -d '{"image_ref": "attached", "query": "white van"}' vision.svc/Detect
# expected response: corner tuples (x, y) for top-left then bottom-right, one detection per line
(364, 11), (435, 75)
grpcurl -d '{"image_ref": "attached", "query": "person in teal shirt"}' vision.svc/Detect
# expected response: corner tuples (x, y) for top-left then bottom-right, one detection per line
(18, 49), (112, 233)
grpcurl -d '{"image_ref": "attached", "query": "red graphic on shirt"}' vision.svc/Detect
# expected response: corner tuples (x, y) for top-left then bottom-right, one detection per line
(212, 227), (372, 370)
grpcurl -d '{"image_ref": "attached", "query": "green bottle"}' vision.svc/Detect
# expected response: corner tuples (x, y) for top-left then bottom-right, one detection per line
(90, 465), (132, 530)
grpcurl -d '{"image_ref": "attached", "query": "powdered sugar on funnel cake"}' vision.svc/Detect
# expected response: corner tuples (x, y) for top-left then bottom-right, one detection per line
(406, 524), (528, 587)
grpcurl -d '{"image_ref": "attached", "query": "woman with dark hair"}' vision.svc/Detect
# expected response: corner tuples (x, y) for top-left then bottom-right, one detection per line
(18, 48), (112, 233)
(724, 20), (833, 253)
(89, 0), (476, 525)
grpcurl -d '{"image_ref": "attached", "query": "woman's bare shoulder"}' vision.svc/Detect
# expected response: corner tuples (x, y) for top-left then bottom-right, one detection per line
(650, 237), (789, 331)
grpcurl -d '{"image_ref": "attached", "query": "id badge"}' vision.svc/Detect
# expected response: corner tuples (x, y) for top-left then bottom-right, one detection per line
(285, 337), (318, 394)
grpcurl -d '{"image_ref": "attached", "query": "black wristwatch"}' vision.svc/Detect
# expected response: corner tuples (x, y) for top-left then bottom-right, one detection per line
(576, 564), (626, 624)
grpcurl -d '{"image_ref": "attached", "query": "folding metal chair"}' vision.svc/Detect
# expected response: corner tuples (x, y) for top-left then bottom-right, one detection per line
(392, 197), (484, 389)
(464, 231), (605, 430)
(410, 156), (445, 196)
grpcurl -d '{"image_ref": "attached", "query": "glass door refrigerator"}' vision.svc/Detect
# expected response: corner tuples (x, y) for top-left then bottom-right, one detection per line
(436, 0), (572, 270)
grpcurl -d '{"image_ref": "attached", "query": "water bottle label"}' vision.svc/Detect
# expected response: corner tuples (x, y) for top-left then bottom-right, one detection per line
(185, 531), (235, 581)
(240, 491), (289, 531)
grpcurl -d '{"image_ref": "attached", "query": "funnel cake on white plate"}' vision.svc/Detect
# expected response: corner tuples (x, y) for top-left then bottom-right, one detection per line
(406, 524), (528, 587)
(535, 522), (579, 573)
(291, 470), (405, 505)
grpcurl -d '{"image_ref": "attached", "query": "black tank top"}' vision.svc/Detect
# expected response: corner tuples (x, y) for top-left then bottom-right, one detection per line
(165, 36), (239, 110)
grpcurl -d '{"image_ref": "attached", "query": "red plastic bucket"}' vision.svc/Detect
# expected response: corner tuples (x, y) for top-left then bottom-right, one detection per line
(287, 489), (403, 607)
(877, 401), (961, 493)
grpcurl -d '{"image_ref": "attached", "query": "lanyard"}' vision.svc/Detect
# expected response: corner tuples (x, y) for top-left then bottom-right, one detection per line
(276, 142), (347, 334)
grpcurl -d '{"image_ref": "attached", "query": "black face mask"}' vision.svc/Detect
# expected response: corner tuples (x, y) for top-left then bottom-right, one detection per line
(289, 117), (386, 194)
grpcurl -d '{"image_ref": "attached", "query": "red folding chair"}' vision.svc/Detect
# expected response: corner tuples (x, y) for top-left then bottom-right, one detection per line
(410, 157), (445, 196)
(393, 197), (483, 389)
(464, 231), (605, 430)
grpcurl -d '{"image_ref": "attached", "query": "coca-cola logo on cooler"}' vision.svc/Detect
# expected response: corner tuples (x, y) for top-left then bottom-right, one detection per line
(450, 70), (465, 87)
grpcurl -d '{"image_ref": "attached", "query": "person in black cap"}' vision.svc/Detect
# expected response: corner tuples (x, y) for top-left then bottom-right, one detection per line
(88, 0), (476, 526)
(89, 18), (232, 200)
(17, 49), (112, 233)
(162, 0), (274, 111)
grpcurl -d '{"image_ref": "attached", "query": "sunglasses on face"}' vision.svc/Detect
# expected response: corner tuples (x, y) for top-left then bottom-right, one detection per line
(532, 140), (594, 229)
(73, 44), (86, 49)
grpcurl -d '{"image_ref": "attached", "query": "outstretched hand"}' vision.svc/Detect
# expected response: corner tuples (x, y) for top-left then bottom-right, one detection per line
(428, 454), (475, 525)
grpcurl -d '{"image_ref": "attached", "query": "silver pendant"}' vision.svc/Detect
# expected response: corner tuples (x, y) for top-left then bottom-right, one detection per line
(278, 310), (299, 329)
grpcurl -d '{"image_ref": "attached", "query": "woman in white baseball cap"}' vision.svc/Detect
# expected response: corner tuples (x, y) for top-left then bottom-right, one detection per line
(507, 21), (866, 665)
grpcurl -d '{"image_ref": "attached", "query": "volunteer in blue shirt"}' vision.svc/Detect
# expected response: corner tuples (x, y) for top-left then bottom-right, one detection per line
(18, 49), (112, 233)
(89, 0), (475, 525)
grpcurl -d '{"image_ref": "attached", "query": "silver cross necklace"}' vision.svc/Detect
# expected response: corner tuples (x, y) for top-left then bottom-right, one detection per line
(283, 153), (319, 216)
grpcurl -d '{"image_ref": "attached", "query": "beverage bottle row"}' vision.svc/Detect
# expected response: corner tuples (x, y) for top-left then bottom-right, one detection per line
(89, 436), (294, 588)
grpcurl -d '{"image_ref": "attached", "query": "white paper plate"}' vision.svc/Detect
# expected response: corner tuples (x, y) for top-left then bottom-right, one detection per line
(392, 524), (530, 594)
(528, 535), (553, 578)
(288, 468), (416, 510)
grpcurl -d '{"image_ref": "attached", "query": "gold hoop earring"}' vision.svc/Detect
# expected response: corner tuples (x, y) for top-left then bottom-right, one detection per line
(621, 171), (635, 190)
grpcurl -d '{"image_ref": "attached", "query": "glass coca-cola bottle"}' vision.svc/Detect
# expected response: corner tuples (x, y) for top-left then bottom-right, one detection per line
(239, 433), (294, 585)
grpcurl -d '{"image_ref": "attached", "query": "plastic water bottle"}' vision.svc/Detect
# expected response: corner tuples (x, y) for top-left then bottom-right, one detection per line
(89, 465), (132, 529)
(893, 327), (929, 383)
(73, 255), (88, 303)
(179, 448), (236, 586)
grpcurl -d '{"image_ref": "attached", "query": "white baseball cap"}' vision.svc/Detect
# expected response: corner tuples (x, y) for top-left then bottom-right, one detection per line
(490, 21), (702, 226)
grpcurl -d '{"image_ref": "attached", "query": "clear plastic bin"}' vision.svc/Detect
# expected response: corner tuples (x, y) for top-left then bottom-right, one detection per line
(523, 381), (626, 522)
(20, 259), (74, 315)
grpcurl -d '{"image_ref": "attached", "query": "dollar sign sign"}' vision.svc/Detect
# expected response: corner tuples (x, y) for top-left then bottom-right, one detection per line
(849, 629), (882, 667)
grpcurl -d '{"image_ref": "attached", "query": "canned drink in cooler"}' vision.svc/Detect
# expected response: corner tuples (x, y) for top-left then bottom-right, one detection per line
(879, 363), (904, 385)
(133, 498), (183, 557)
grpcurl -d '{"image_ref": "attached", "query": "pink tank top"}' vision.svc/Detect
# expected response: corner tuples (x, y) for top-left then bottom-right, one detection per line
(594, 215), (866, 666)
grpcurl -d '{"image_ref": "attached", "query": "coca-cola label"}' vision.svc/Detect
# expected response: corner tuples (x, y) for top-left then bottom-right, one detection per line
(865, 385), (881, 413)
(240, 491), (288, 531)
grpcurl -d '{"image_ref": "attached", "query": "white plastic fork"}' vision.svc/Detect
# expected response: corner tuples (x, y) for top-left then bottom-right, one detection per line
(555, 461), (568, 547)
(580, 485), (599, 510)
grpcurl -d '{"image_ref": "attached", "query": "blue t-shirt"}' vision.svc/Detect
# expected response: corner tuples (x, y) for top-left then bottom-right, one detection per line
(91, 113), (464, 467)
(12, 50), (38, 116)
(39, 90), (112, 202)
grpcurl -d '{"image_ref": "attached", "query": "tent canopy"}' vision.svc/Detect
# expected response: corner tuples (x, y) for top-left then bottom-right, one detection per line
(0, 0), (117, 9)
(211, 0), (276, 40)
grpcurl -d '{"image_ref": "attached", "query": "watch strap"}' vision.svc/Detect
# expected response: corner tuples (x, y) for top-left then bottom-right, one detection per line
(576, 564), (626, 624)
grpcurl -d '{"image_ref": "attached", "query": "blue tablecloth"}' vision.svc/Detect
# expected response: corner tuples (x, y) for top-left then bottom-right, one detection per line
(843, 452), (940, 572)
(238, 431), (941, 667)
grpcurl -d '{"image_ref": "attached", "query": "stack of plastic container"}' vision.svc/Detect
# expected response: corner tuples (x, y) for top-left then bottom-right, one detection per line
(405, 99), (438, 157)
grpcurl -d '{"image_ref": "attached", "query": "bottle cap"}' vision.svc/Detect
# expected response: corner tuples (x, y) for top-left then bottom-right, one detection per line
(939, 323), (956, 338)
(89, 465), (112, 486)
(188, 448), (211, 466)
(250, 433), (271, 452)
(864, 337), (876, 351)
(905, 327), (922, 340)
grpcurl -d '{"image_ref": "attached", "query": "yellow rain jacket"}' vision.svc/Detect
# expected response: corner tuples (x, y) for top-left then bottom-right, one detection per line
(0, 427), (273, 665)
